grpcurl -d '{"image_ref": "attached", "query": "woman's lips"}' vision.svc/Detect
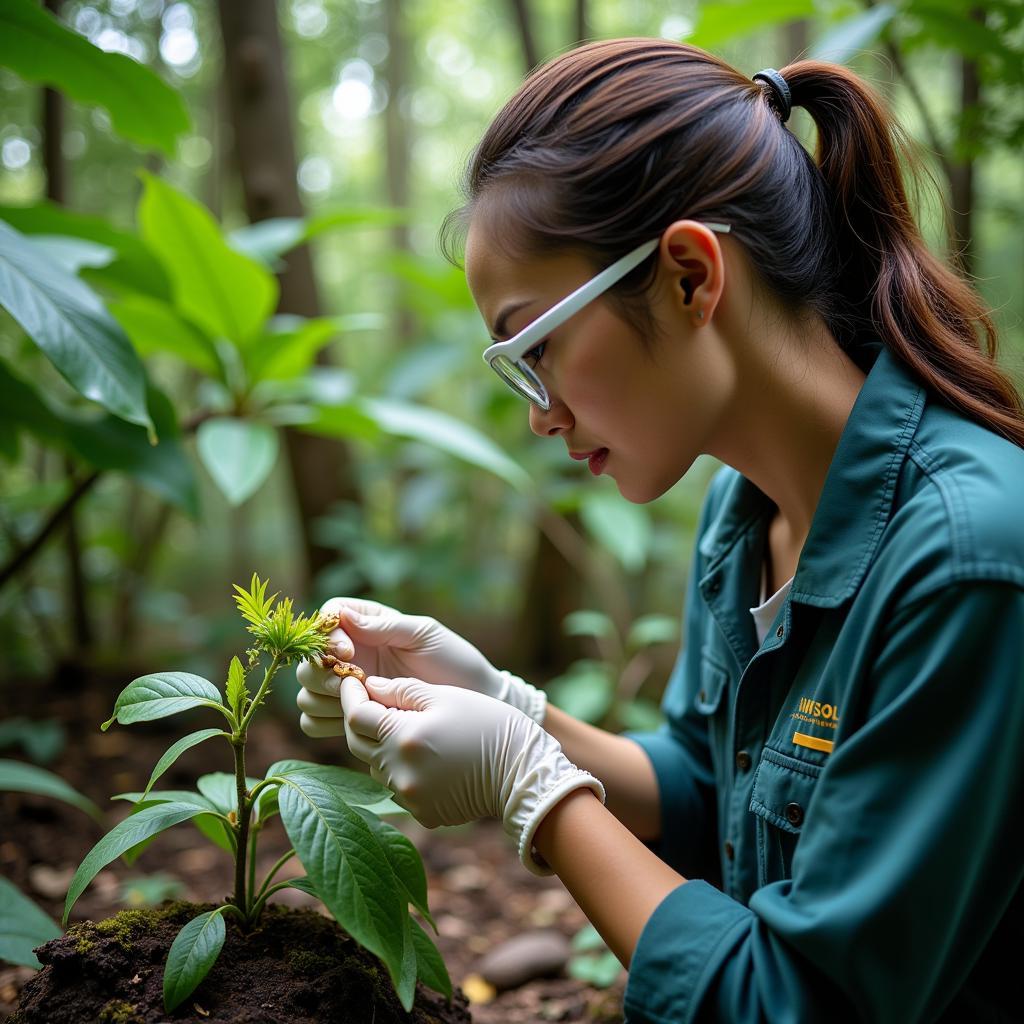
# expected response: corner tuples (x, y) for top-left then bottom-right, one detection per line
(569, 448), (609, 475)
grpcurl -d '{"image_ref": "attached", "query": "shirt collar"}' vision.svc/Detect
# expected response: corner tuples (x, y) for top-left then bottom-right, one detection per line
(699, 344), (926, 608)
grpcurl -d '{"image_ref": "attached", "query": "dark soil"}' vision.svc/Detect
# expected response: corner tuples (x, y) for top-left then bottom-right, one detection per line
(1, 671), (627, 1023)
(9, 902), (470, 1024)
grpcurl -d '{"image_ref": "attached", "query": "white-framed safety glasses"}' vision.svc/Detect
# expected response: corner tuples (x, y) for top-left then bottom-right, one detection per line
(481, 222), (731, 409)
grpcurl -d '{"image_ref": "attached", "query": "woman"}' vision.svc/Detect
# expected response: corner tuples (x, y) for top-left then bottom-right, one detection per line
(296, 39), (1024, 1022)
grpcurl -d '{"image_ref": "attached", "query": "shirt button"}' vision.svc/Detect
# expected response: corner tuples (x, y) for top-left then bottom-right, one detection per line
(699, 690), (706, 703)
(785, 802), (804, 826)
(723, 840), (735, 861)
(735, 750), (752, 771)
(707, 577), (721, 594)
(776, 624), (785, 638)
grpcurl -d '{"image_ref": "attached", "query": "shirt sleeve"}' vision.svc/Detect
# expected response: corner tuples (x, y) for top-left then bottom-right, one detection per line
(622, 470), (729, 882)
(625, 579), (1024, 1024)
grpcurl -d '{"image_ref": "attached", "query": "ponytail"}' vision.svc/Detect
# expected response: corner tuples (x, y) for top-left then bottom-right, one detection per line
(785, 61), (1024, 447)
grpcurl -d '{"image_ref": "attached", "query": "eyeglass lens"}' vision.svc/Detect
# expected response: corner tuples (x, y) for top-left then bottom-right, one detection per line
(491, 355), (549, 408)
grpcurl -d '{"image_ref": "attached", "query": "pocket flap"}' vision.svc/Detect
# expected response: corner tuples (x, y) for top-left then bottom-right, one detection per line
(749, 747), (822, 834)
(695, 649), (729, 714)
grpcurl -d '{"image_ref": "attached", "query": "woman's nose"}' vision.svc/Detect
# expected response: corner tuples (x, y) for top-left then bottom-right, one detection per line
(529, 393), (573, 437)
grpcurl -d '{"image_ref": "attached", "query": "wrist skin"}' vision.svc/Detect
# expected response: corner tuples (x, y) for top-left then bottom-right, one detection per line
(532, 788), (687, 969)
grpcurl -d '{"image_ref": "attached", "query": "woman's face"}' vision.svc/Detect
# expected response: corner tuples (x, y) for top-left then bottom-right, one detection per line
(464, 218), (733, 503)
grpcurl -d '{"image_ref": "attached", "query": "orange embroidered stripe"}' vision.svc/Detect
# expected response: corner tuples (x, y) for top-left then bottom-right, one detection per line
(793, 731), (834, 754)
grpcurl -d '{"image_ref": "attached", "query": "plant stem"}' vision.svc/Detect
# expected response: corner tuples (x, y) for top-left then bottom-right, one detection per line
(254, 846), (296, 905)
(249, 880), (297, 921)
(247, 828), (259, 914)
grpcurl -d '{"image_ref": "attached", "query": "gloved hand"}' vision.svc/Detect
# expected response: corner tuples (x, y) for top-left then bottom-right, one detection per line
(296, 598), (546, 738)
(340, 675), (604, 875)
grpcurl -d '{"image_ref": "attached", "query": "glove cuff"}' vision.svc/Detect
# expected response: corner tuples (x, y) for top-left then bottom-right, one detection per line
(505, 746), (606, 877)
(496, 670), (548, 725)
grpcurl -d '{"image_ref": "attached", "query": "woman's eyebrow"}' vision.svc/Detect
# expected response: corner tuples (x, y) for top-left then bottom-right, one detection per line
(490, 299), (535, 341)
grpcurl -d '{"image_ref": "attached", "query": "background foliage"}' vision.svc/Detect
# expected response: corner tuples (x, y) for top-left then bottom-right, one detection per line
(1, 0), (1021, 734)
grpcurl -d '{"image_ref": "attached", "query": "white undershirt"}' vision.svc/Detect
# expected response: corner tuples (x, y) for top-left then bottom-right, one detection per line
(749, 562), (794, 645)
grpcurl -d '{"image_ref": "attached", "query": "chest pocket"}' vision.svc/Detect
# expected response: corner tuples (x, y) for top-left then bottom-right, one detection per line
(695, 648), (729, 715)
(749, 747), (822, 887)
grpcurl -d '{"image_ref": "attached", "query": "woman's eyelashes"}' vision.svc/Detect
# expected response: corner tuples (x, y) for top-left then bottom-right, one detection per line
(523, 339), (547, 367)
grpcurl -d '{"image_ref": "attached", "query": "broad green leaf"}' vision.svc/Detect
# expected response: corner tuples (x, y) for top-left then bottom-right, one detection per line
(102, 673), (227, 731)
(120, 873), (185, 908)
(228, 218), (306, 266)
(225, 657), (248, 720)
(397, 915), (417, 1012)
(626, 614), (679, 650)
(0, 360), (198, 515)
(196, 418), (279, 506)
(0, 759), (100, 819)
(0, 1), (190, 155)
(568, 950), (623, 987)
(571, 923), (606, 952)
(811, 4), (897, 63)
(267, 760), (392, 808)
(0, 717), (66, 765)
(288, 401), (383, 442)
(64, 803), (205, 924)
(547, 662), (615, 724)
(138, 173), (277, 343)
(278, 775), (408, 998)
(192, 814), (237, 854)
(196, 773), (261, 817)
(0, 220), (153, 433)
(163, 908), (227, 1011)
(0, 876), (62, 969)
(352, 806), (434, 929)
(563, 609), (616, 641)
(283, 876), (319, 898)
(244, 317), (339, 383)
(109, 295), (220, 377)
(112, 791), (218, 810)
(0, 201), (171, 299)
(359, 397), (532, 493)
(580, 491), (652, 572)
(140, 729), (226, 802)
(28, 236), (114, 273)
(687, 0), (817, 47)
(411, 916), (452, 999)
(109, 793), (229, 859)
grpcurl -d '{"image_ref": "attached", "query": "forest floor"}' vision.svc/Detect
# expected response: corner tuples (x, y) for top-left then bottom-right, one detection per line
(0, 673), (626, 1023)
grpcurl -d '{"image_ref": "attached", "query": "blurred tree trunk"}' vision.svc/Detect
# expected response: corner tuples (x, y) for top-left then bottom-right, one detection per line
(949, 11), (983, 279)
(42, 0), (94, 657)
(217, 0), (361, 585)
(572, 0), (589, 45)
(507, 0), (539, 74)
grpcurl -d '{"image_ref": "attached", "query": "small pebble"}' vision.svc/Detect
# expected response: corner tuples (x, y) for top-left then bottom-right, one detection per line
(477, 929), (571, 991)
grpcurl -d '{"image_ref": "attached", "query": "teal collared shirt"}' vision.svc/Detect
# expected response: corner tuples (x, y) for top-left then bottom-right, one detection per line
(623, 344), (1024, 1023)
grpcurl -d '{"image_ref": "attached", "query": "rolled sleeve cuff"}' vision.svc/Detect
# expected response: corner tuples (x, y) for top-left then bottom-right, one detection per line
(625, 879), (751, 1024)
(623, 729), (715, 874)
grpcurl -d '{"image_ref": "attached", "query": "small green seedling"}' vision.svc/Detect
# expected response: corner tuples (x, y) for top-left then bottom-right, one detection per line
(65, 574), (450, 1013)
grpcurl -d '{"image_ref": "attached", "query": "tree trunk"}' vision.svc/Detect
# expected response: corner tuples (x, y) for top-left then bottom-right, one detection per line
(572, 0), (588, 46)
(948, 11), (983, 279)
(216, 0), (361, 585)
(507, 0), (539, 75)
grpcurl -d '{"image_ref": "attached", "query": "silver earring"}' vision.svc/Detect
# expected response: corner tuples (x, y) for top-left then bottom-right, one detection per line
(695, 310), (704, 321)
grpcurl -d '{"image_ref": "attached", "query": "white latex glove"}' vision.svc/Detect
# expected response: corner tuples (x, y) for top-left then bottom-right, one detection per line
(340, 675), (604, 876)
(296, 598), (546, 738)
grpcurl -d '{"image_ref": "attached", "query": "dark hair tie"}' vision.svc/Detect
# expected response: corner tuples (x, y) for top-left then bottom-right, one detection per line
(752, 68), (792, 124)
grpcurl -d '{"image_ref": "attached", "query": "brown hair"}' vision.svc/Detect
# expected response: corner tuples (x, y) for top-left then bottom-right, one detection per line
(439, 38), (1024, 446)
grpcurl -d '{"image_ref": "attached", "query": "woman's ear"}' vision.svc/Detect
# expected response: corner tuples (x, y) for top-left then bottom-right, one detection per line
(659, 220), (725, 325)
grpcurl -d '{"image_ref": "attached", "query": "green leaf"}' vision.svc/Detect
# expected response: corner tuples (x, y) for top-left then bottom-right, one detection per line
(196, 418), (280, 506)
(563, 609), (616, 641)
(192, 814), (237, 854)
(0, 221), (153, 433)
(626, 614), (679, 650)
(196, 772), (261, 817)
(27, 235), (114, 273)
(397, 915), (418, 1012)
(0, 876), (62, 969)
(277, 774), (408, 999)
(225, 657), (248, 719)
(283, 876), (319, 898)
(138, 173), (278, 344)
(352, 806), (435, 929)
(580, 491), (652, 572)
(64, 802), (205, 924)
(0, 0), (190, 156)
(112, 791), (218, 810)
(687, 0), (817, 47)
(619, 699), (664, 732)
(110, 792), (223, 863)
(102, 672), (227, 731)
(358, 397), (532, 493)
(0, 718), (66, 765)
(0, 758), (100, 819)
(411, 916), (452, 998)
(811, 4), (897, 63)
(570, 923), (606, 952)
(140, 729), (226, 802)
(267, 760), (393, 809)
(244, 317), (339, 383)
(0, 201), (171, 300)
(162, 908), (227, 1012)
(0, 360), (198, 515)
(568, 949), (623, 987)
(109, 295), (221, 377)
(228, 218), (306, 267)
(547, 662), (615, 724)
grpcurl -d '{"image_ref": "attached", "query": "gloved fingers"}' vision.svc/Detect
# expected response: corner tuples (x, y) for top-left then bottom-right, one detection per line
(340, 675), (388, 740)
(296, 658), (345, 697)
(296, 687), (342, 718)
(363, 675), (435, 711)
(299, 712), (345, 739)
